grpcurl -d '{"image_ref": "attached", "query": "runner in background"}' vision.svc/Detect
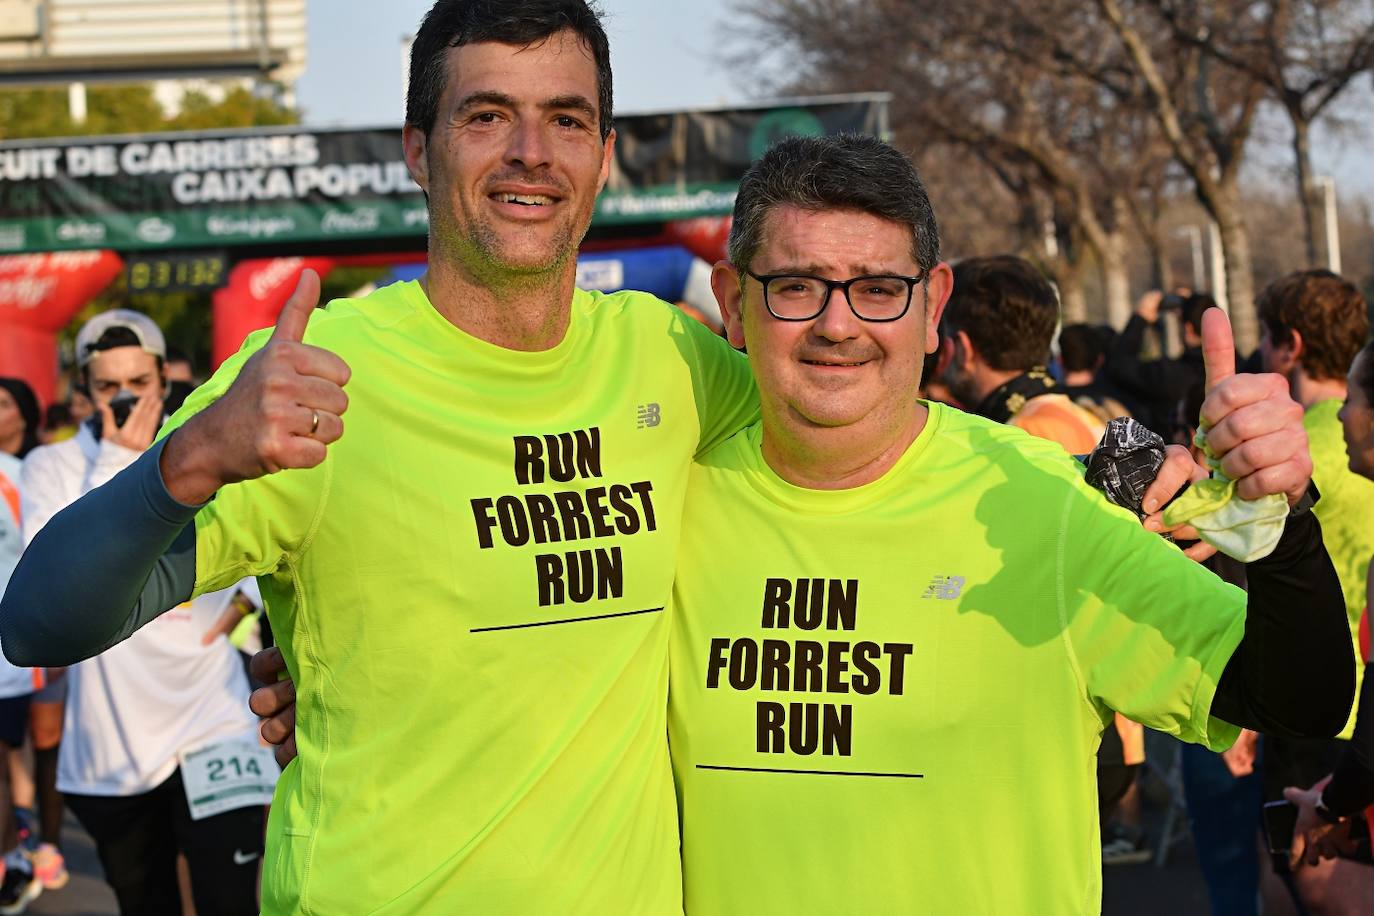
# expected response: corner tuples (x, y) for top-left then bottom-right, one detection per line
(19, 312), (270, 915)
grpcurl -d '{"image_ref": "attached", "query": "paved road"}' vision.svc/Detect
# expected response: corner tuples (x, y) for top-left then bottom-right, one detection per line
(23, 761), (1219, 916)
(23, 815), (1214, 916)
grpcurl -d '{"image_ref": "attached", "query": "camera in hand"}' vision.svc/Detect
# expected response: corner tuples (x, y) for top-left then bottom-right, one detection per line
(108, 391), (139, 428)
(1160, 293), (1187, 311)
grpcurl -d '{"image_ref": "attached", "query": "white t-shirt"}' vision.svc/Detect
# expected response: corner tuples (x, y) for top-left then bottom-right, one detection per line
(56, 585), (257, 795)
(0, 452), (42, 700)
(21, 426), (257, 795)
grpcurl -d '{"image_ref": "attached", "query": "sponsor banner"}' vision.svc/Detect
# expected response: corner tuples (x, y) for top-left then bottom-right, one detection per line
(0, 97), (886, 253)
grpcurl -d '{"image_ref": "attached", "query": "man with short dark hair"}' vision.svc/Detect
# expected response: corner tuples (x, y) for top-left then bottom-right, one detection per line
(1, 2), (754, 912)
(938, 255), (1108, 454)
(667, 134), (1351, 913)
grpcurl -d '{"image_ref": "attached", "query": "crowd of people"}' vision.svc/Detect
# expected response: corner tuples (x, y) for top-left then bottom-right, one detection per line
(0, 0), (1369, 914)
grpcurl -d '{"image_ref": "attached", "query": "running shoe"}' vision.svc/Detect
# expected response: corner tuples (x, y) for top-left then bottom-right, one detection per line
(0, 862), (40, 915)
(29, 844), (66, 891)
(1101, 826), (1152, 865)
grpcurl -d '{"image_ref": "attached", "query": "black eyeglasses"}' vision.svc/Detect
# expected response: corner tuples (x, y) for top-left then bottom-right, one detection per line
(744, 269), (929, 322)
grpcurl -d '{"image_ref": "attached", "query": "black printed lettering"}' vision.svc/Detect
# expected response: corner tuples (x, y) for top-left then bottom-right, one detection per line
(885, 643), (914, 695)
(760, 639), (791, 690)
(495, 495), (530, 547)
(554, 491), (592, 540)
(756, 702), (785, 753)
(573, 427), (602, 479)
(706, 638), (730, 688)
(849, 641), (883, 695)
(471, 498), (497, 549)
(584, 487), (615, 538)
(793, 640), (824, 692)
(823, 704), (853, 756)
(761, 578), (791, 628)
(828, 579), (858, 631)
(794, 578), (823, 630)
(629, 481), (657, 530)
(825, 641), (850, 694)
(607, 484), (641, 535)
(546, 432), (577, 482)
(790, 702), (820, 754)
(728, 639), (759, 690)
(535, 553), (564, 607)
(513, 436), (543, 484)
(526, 494), (559, 544)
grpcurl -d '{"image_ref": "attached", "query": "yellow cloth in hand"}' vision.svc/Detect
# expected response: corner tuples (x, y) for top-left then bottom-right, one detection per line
(1161, 431), (1288, 562)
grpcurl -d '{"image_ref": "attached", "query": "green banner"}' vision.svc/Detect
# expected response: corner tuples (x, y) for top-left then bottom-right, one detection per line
(0, 96), (887, 254)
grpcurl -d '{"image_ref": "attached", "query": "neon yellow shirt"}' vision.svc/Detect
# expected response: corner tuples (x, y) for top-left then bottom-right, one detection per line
(163, 282), (756, 915)
(1306, 398), (1374, 739)
(669, 404), (1244, 914)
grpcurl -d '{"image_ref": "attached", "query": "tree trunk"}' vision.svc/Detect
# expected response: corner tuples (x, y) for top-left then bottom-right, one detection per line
(1213, 185), (1259, 354)
(1292, 112), (1321, 267)
(1100, 230), (1132, 329)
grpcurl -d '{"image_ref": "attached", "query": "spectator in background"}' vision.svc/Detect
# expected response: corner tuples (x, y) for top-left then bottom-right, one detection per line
(0, 378), (47, 913)
(937, 254), (1106, 454)
(1058, 323), (1138, 423)
(162, 348), (196, 417)
(1256, 269), (1374, 809)
(0, 380), (40, 461)
(65, 386), (93, 427)
(1107, 290), (1212, 436)
(19, 311), (265, 914)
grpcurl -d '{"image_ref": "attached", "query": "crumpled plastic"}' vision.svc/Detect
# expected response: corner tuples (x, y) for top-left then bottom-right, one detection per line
(1160, 427), (1287, 562)
(1084, 417), (1167, 517)
(1084, 417), (1287, 562)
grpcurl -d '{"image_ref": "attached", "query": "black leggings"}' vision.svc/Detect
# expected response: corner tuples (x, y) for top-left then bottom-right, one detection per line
(66, 768), (263, 916)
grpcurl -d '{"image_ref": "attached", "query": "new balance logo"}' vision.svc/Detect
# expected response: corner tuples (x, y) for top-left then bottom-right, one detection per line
(637, 403), (661, 428)
(921, 575), (965, 600)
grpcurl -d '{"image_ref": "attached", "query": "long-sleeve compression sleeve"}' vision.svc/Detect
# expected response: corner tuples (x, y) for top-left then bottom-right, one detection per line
(1209, 509), (1355, 738)
(0, 437), (199, 666)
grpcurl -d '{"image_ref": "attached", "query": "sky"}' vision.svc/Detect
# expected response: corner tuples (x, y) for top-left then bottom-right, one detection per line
(293, 0), (1372, 195)
(295, 0), (742, 126)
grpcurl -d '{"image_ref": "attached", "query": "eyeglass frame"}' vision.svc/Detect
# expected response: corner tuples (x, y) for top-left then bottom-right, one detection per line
(742, 268), (931, 322)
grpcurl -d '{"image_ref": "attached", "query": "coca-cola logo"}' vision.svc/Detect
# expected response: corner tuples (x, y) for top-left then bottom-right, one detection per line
(249, 258), (304, 301)
(0, 275), (58, 309)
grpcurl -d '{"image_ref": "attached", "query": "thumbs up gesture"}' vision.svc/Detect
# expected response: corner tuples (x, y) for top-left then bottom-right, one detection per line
(1196, 308), (1311, 506)
(161, 270), (352, 505)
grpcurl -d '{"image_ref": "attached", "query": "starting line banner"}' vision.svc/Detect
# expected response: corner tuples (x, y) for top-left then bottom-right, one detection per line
(0, 94), (887, 254)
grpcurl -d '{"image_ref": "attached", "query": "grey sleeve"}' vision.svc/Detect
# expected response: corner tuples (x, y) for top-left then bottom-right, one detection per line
(0, 437), (201, 667)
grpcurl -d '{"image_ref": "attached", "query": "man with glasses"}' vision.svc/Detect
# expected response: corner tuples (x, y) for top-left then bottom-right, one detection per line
(666, 134), (1352, 912)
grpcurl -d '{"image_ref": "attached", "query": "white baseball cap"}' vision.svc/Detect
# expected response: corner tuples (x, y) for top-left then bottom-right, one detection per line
(74, 309), (167, 368)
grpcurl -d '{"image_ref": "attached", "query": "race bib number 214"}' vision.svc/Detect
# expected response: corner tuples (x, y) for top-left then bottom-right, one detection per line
(179, 740), (279, 821)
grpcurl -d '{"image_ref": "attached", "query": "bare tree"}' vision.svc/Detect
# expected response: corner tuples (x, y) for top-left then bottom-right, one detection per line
(729, 0), (1175, 325)
(1150, 0), (1374, 266)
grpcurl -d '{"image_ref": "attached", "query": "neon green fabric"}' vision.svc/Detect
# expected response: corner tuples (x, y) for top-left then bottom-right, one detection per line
(1305, 399), (1374, 739)
(1160, 430), (1287, 563)
(669, 404), (1245, 914)
(160, 282), (757, 915)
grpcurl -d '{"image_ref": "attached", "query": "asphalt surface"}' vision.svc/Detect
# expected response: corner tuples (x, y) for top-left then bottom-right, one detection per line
(24, 809), (1215, 916)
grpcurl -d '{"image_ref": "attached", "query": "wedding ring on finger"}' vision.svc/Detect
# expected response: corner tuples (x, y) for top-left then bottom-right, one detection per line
(310, 409), (321, 437)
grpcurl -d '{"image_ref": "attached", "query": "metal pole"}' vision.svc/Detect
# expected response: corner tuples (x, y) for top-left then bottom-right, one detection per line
(1319, 176), (1341, 274)
(1207, 219), (1228, 312)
